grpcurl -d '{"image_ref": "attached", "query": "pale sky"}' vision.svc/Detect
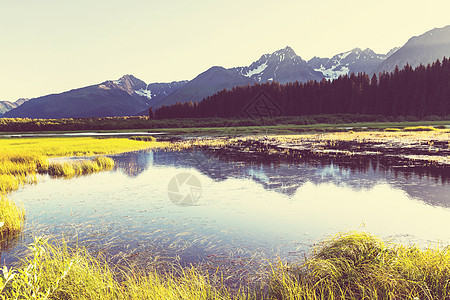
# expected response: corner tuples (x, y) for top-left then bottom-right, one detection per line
(1, 0), (449, 101)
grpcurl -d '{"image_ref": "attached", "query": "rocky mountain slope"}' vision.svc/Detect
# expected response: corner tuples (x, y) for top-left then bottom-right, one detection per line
(375, 25), (450, 73)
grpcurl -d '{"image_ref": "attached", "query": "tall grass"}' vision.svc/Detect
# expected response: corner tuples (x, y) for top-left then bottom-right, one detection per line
(0, 137), (166, 157)
(47, 157), (115, 178)
(0, 196), (24, 238)
(0, 238), (243, 300)
(1, 233), (449, 299)
(268, 232), (450, 299)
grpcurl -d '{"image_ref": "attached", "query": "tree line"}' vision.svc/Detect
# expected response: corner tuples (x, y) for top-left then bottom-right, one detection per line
(153, 57), (450, 119)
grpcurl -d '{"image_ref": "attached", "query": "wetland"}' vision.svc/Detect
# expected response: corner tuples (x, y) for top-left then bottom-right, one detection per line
(1, 131), (450, 299)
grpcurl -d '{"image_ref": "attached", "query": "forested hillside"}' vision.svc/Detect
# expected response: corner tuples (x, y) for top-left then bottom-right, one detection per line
(154, 58), (450, 119)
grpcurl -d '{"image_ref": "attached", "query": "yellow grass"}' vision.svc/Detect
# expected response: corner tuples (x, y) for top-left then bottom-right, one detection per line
(0, 137), (168, 157)
(268, 232), (450, 299)
(0, 195), (24, 238)
(0, 237), (243, 300)
(1, 233), (449, 299)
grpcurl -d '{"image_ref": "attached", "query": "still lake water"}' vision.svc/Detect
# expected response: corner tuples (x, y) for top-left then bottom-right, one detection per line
(3, 149), (450, 270)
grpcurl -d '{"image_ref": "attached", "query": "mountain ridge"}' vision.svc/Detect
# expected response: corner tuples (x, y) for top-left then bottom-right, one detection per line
(0, 99), (29, 116)
(4, 25), (450, 119)
(375, 25), (450, 73)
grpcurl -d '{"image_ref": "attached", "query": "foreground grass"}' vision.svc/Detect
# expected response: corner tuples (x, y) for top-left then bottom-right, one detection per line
(0, 137), (164, 237)
(0, 238), (242, 300)
(1, 233), (449, 299)
(0, 196), (24, 238)
(269, 232), (450, 299)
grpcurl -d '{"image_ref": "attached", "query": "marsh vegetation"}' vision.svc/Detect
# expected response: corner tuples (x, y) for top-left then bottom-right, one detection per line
(1, 133), (450, 299)
(1, 233), (450, 299)
(1, 115), (450, 136)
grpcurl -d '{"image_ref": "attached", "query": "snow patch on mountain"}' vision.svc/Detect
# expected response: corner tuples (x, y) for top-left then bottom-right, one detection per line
(135, 89), (153, 99)
(309, 48), (389, 79)
(314, 65), (350, 80)
(340, 50), (353, 61)
(243, 62), (268, 78)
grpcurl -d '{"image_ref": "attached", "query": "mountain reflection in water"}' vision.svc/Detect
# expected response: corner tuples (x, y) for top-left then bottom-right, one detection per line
(113, 149), (450, 208)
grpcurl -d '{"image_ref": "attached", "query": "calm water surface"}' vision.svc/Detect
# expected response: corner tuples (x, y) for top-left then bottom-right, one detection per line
(3, 149), (450, 270)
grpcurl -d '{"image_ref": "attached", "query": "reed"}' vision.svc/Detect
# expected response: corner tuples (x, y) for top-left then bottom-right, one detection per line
(1, 233), (449, 299)
(268, 232), (450, 299)
(0, 238), (242, 300)
(0, 196), (24, 238)
(92, 156), (115, 169)
(0, 137), (166, 157)
(47, 157), (115, 178)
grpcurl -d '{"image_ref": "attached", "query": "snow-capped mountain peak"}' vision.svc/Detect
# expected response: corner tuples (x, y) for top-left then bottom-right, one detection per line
(309, 48), (388, 79)
(235, 46), (322, 84)
(111, 74), (147, 95)
(272, 46), (298, 61)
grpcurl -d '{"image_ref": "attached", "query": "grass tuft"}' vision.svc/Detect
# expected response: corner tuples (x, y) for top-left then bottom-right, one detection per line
(93, 156), (115, 169)
(268, 232), (450, 299)
(47, 162), (76, 178)
(47, 157), (114, 178)
(0, 196), (24, 238)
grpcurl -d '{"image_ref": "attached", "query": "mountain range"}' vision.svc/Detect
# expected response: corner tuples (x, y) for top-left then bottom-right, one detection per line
(2, 25), (450, 119)
(0, 98), (29, 115)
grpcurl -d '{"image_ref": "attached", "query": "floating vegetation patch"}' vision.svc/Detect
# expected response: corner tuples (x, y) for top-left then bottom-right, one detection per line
(403, 126), (438, 131)
(384, 127), (401, 132)
(129, 136), (156, 142)
(47, 157), (114, 178)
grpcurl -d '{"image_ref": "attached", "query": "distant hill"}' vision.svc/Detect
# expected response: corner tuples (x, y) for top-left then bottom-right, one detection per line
(154, 56), (450, 119)
(3, 82), (145, 119)
(153, 47), (324, 109)
(4, 75), (186, 119)
(153, 66), (253, 108)
(0, 98), (29, 116)
(375, 25), (450, 73)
